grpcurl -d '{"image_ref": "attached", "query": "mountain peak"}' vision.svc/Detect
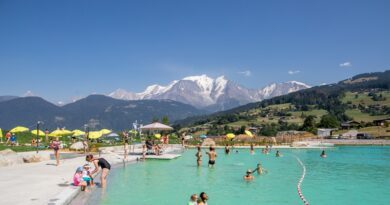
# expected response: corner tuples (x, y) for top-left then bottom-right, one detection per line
(108, 75), (310, 111)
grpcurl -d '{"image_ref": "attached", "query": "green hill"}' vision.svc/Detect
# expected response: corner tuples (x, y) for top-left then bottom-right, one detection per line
(176, 70), (390, 136)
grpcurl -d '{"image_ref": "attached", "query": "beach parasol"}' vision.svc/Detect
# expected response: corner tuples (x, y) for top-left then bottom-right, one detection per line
(100, 129), (112, 135)
(140, 122), (173, 131)
(226, 133), (235, 140)
(49, 129), (66, 137)
(0, 128), (3, 143)
(9, 126), (29, 133)
(61, 129), (73, 136)
(245, 130), (254, 137)
(31, 129), (45, 137)
(88, 131), (103, 139)
(72, 129), (85, 136)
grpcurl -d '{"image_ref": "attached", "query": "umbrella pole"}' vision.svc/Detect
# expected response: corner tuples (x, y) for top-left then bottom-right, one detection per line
(36, 122), (40, 154)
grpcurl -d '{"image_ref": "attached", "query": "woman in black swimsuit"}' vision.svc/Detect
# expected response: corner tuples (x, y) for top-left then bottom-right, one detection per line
(86, 154), (111, 188)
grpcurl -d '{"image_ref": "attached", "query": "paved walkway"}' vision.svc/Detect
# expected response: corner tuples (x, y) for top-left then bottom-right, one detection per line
(0, 144), (184, 205)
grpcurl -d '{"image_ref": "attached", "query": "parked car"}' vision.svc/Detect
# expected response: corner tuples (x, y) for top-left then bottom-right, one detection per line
(357, 133), (373, 139)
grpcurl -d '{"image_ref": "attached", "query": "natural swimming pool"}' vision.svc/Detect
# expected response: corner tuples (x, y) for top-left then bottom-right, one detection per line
(87, 146), (390, 205)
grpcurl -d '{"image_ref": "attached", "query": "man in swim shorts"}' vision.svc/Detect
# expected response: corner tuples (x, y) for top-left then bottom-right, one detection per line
(206, 146), (217, 167)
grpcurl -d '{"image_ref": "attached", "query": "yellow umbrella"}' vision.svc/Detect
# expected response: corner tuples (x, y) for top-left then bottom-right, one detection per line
(0, 128), (3, 139)
(10, 126), (29, 133)
(154, 133), (161, 139)
(226, 133), (235, 139)
(61, 129), (73, 136)
(49, 129), (65, 137)
(100, 129), (112, 135)
(31, 129), (45, 137)
(245, 130), (254, 137)
(88, 131), (103, 139)
(72, 129), (85, 136)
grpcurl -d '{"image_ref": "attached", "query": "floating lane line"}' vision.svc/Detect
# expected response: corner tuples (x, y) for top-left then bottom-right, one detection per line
(292, 155), (310, 205)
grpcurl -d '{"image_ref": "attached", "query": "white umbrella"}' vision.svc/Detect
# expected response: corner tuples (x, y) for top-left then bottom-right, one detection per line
(140, 122), (173, 131)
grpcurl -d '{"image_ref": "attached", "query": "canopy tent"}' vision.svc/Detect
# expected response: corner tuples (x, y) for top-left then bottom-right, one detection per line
(140, 122), (173, 131)
(31, 129), (45, 137)
(9, 126), (29, 133)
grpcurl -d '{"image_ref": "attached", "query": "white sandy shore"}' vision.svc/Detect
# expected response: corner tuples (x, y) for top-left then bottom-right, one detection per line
(0, 144), (183, 205)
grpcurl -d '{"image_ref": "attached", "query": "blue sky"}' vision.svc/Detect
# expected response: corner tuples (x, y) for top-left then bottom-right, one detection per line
(0, 0), (389, 103)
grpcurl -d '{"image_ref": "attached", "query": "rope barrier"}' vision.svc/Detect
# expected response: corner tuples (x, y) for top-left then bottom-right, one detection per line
(293, 155), (310, 205)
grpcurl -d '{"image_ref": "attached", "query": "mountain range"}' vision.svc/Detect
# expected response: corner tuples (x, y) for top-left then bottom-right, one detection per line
(0, 95), (205, 130)
(109, 75), (310, 111)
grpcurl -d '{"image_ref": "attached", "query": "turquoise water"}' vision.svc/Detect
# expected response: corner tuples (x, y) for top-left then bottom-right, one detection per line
(90, 146), (390, 205)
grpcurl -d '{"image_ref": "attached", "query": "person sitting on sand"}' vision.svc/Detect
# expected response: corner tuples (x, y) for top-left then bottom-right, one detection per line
(197, 192), (208, 205)
(225, 144), (230, 154)
(188, 194), (198, 205)
(195, 145), (202, 166)
(82, 164), (94, 186)
(73, 167), (87, 191)
(320, 150), (327, 158)
(276, 150), (281, 157)
(86, 154), (111, 188)
(243, 169), (254, 181)
(206, 146), (217, 167)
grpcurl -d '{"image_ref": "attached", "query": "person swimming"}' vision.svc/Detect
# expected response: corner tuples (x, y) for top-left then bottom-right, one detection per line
(276, 150), (281, 157)
(206, 146), (217, 167)
(321, 150), (327, 158)
(197, 192), (208, 205)
(225, 144), (230, 154)
(187, 194), (198, 205)
(195, 145), (202, 166)
(243, 169), (254, 181)
(250, 143), (254, 154)
(254, 162), (267, 175)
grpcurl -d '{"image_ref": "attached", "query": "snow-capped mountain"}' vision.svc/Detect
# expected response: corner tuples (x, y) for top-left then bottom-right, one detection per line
(108, 75), (311, 111)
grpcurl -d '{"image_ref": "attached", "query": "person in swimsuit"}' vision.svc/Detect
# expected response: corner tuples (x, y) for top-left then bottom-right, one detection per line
(73, 167), (87, 191)
(225, 144), (230, 154)
(187, 194), (198, 205)
(197, 192), (208, 205)
(195, 145), (202, 166)
(320, 150), (327, 158)
(50, 138), (61, 166)
(254, 162), (267, 175)
(206, 146), (217, 167)
(244, 169), (254, 181)
(250, 143), (254, 154)
(86, 154), (111, 188)
(276, 150), (281, 157)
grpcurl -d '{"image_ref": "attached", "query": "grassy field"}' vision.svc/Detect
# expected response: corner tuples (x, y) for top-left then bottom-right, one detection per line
(334, 126), (390, 138)
(289, 109), (328, 122)
(345, 109), (388, 122)
(342, 91), (390, 106)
